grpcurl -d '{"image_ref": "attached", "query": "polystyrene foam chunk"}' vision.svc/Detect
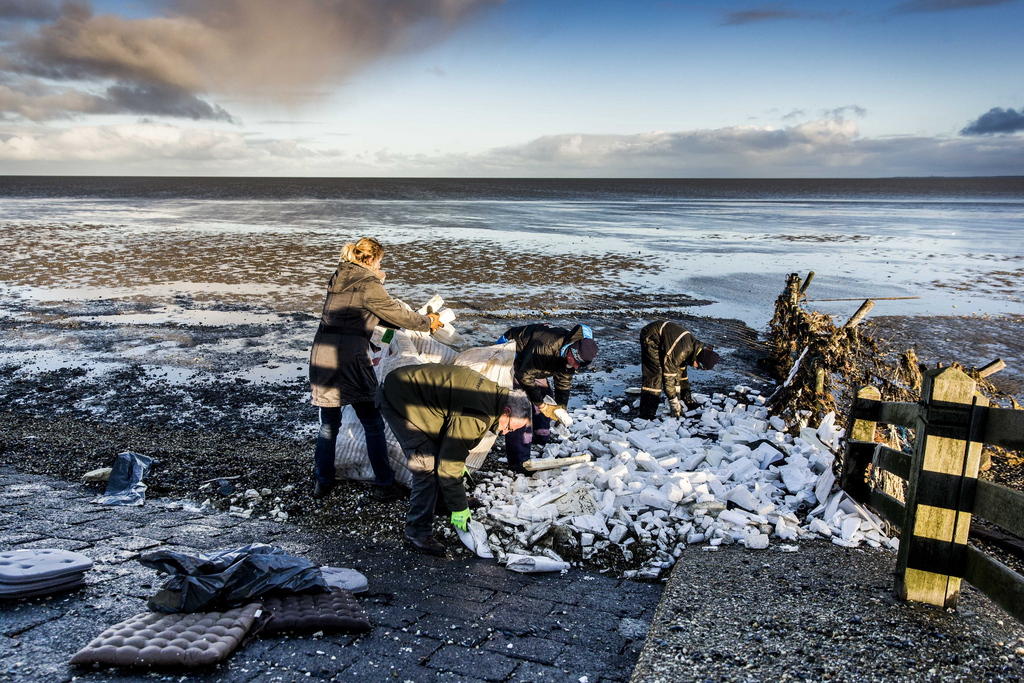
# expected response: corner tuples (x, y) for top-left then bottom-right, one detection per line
(814, 469), (835, 505)
(637, 487), (675, 511)
(519, 504), (558, 522)
(718, 509), (752, 527)
(609, 524), (628, 544)
(570, 514), (610, 536)
(726, 457), (758, 482)
(682, 452), (706, 470)
(745, 533), (770, 550)
(840, 516), (861, 541)
(634, 453), (665, 474)
(626, 433), (658, 452)
(752, 443), (786, 469)
(808, 518), (832, 536)
(706, 477), (728, 499)
(704, 447), (727, 468)
(724, 486), (760, 512)
(775, 518), (798, 541)
(769, 416), (787, 432)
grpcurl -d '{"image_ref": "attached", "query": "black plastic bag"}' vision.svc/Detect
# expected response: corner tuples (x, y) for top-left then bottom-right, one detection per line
(93, 451), (153, 506)
(140, 543), (328, 613)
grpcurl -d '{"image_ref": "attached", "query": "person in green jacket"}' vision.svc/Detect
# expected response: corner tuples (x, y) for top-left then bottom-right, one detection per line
(380, 364), (532, 556)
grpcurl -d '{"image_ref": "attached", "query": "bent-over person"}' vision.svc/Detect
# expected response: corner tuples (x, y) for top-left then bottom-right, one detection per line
(500, 323), (597, 473)
(638, 320), (721, 419)
(379, 363), (531, 556)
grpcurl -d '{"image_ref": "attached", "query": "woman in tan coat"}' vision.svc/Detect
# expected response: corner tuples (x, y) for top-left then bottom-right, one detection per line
(308, 238), (442, 499)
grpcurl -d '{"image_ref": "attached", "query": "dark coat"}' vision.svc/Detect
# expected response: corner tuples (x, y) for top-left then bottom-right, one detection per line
(380, 364), (508, 513)
(308, 260), (431, 407)
(639, 320), (703, 400)
(503, 323), (588, 405)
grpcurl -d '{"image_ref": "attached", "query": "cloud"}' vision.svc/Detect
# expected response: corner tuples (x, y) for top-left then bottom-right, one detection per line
(0, 121), (316, 162)
(824, 105), (866, 120)
(0, 0), (58, 22)
(960, 106), (1024, 135)
(8, 0), (500, 99)
(3, 116), (1022, 177)
(412, 118), (1024, 177)
(721, 5), (846, 25)
(895, 0), (1016, 12)
(104, 84), (234, 121)
(722, 8), (805, 25)
(0, 79), (233, 121)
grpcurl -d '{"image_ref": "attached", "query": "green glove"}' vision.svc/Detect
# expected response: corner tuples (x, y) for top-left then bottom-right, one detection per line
(450, 508), (471, 531)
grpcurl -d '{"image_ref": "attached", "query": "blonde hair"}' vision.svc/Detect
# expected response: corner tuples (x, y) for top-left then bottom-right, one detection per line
(340, 237), (384, 267)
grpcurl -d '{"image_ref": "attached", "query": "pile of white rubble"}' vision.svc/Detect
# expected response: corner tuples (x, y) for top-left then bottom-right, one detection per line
(465, 386), (897, 579)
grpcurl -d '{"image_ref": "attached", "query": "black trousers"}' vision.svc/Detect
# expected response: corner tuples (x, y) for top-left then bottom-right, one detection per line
(378, 394), (442, 540)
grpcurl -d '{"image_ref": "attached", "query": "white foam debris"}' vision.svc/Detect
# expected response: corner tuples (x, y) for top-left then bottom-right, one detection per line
(469, 388), (895, 579)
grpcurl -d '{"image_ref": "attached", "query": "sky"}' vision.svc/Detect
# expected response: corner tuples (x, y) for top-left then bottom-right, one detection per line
(0, 0), (1022, 177)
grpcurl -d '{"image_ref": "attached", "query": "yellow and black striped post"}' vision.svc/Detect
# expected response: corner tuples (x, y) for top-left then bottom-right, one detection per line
(896, 366), (988, 608)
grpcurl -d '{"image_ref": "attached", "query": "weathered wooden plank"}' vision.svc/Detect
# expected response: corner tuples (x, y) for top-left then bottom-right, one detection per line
(970, 523), (1024, 562)
(842, 386), (881, 503)
(873, 445), (911, 480)
(897, 367), (982, 608)
(869, 490), (905, 528)
(984, 406), (1024, 450)
(843, 299), (875, 329)
(974, 480), (1024, 539)
(841, 440), (874, 503)
(799, 271), (815, 294)
(977, 358), (1005, 378)
(850, 387), (881, 441)
(964, 546), (1024, 624)
(850, 398), (921, 427)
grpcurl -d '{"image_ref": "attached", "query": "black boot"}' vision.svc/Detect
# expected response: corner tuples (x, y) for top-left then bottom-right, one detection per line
(404, 534), (447, 556)
(638, 392), (661, 420)
(312, 480), (336, 499)
(373, 482), (410, 503)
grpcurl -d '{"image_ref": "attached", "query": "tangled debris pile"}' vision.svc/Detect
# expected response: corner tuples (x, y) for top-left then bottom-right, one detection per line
(465, 386), (897, 580)
(766, 271), (1017, 426)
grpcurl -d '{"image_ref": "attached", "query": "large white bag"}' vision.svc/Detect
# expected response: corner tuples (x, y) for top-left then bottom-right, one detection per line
(453, 341), (516, 469)
(334, 336), (518, 481)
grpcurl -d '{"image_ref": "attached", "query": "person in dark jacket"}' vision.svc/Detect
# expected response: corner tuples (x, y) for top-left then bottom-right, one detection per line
(379, 364), (532, 556)
(308, 237), (443, 500)
(499, 323), (597, 473)
(638, 320), (721, 419)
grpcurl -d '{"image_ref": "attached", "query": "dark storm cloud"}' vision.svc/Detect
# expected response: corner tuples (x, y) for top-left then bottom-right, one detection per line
(895, 0), (1016, 12)
(0, 0), (501, 121)
(0, 0), (59, 22)
(105, 84), (234, 122)
(960, 106), (1024, 135)
(0, 79), (233, 121)
(8, 0), (501, 97)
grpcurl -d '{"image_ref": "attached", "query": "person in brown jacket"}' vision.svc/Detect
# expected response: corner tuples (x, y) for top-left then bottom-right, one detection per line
(308, 237), (443, 500)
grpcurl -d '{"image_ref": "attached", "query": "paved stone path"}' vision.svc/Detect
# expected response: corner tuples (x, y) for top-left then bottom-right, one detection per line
(0, 468), (660, 682)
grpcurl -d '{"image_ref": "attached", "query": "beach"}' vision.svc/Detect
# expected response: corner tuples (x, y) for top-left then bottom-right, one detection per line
(1, 175), (1022, 527)
(1, 177), (1023, 680)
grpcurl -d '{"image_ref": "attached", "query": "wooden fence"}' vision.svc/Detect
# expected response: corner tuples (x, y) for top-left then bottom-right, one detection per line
(840, 366), (1024, 622)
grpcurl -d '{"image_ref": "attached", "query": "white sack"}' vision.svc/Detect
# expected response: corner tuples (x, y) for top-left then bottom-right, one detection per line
(456, 520), (494, 559)
(505, 554), (571, 573)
